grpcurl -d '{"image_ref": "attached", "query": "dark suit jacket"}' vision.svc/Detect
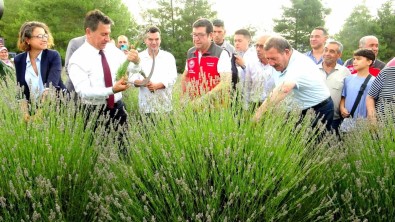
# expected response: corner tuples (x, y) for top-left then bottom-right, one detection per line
(14, 49), (66, 101)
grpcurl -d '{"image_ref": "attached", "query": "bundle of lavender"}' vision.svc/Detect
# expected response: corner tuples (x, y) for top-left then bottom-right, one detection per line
(116, 59), (130, 80)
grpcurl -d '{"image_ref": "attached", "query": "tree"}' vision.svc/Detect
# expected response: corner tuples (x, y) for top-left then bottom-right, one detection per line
(0, 0), (33, 50)
(273, 0), (330, 52)
(141, 0), (217, 73)
(376, 0), (395, 63)
(335, 5), (379, 61)
(0, 0), (137, 63)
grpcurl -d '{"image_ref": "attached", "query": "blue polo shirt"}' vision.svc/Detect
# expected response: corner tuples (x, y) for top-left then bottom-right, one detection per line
(278, 49), (330, 110)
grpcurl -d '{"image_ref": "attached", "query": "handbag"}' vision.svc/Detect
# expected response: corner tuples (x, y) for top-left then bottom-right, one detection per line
(340, 74), (372, 132)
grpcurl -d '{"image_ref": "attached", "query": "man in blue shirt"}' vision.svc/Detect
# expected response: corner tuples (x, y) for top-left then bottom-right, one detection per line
(305, 27), (343, 65)
(253, 35), (334, 131)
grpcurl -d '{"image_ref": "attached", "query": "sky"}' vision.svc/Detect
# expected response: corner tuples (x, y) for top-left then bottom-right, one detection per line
(124, 0), (388, 37)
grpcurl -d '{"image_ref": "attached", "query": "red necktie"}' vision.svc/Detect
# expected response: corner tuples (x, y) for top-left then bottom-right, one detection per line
(99, 50), (115, 109)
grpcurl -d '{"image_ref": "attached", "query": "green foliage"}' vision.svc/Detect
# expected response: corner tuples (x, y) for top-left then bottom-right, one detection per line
(0, 0), (137, 64)
(335, 5), (378, 62)
(116, 60), (131, 80)
(0, 60), (14, 80)
(273, 0), (330, 52)
(0, 0), (30, 51)
(376, 0), (395, 63)
(335, 1), (394, 63)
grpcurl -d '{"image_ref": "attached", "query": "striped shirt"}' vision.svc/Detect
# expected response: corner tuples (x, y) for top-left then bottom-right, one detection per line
(368, 66), (395, 115)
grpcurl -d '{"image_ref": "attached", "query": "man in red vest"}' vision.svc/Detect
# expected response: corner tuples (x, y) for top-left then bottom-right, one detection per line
(181, 18), (231, 105)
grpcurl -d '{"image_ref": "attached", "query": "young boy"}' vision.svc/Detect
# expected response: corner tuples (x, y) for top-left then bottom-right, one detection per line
(339, 49), (376, 131)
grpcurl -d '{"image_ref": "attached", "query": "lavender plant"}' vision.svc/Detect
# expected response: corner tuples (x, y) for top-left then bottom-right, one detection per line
(116, 59), (131, 81)
(0, 77), (123, 221)
(323, 106), (395, 221)
(113, 89), (335, 221)
(1, 74), (395, 221)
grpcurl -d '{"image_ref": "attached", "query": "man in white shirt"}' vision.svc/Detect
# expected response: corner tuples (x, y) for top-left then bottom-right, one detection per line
(233, 29), (258, 90)
(68, 9), (130, 127)
(244, 35), (278, 110)
(128, 26), (178, 114)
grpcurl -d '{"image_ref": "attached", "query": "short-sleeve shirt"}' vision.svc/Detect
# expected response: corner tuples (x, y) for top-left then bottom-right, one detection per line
(278, 49), (330, 110)
(318, 63), (351, 119)
(368, 66), (395, 116)
(342, 74), (375, 118)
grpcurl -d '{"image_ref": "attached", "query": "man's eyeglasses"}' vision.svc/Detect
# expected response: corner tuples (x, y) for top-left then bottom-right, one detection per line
(32, 34), (49, 40)
(191, 33), (207, 39)
(255, 44), (264, 49)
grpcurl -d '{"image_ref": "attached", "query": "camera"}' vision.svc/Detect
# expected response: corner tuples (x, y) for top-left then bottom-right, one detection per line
(120, 44), (128, 51)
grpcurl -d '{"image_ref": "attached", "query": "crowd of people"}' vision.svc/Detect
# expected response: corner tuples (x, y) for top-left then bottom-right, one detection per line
(1, 9), (394, 139)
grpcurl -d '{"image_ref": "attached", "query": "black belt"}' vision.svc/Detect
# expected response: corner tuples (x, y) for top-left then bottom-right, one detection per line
(312, 97), (331, 110)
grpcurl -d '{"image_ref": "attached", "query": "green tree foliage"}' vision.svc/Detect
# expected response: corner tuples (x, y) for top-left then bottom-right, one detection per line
(376, 0), (395, 63)
(273, 0), (330, 52)
(335, 5), (379, 62)
(335, 1), (395, 63)
(141, 0), (217, 73)
(0, 0), (137, 63)
(0, 0), (31, 50)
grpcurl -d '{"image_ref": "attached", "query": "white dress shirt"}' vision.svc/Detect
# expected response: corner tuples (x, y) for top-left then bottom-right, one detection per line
(68, 42), (126, 105)
(245, 61), (278, 104)
(238, 47), (259, 82)
(129, 49), (177, 113)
